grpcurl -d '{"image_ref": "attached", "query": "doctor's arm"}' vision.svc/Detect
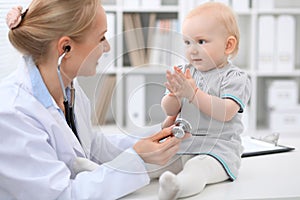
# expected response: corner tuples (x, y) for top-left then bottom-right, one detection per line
(75, 125), (182, 174)
(0, 112), (151, 200)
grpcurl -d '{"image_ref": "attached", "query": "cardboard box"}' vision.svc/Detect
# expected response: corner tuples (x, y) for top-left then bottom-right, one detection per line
(268, 80), (298, 109)
(269, 107), (300, 132)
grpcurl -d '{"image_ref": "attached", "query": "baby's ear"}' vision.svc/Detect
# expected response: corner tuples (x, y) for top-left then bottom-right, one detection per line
(225, 36), (237, 55)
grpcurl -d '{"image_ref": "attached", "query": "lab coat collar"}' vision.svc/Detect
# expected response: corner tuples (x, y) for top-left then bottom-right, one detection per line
(25, 56), (53, 108)
(23, 56), (85, 157)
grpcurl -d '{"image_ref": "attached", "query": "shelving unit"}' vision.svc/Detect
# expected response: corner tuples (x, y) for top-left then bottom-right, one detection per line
(250, 1), (300, 132)
(79, 0), (183, 130)
(78, 0), (300, 134)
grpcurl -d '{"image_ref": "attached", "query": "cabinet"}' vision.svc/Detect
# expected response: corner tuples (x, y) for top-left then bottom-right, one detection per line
(77, 0), (300, 133)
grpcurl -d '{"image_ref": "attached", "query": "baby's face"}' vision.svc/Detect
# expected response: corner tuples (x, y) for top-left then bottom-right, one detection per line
(182, 14), (228, 71)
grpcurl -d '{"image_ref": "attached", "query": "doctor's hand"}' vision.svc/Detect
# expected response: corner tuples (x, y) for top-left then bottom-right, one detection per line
(133, 126), (183, 166)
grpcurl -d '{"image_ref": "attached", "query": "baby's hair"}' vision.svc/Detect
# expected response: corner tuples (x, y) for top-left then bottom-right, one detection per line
(186, 2), (240, 58)
(8, 0), (100, 65)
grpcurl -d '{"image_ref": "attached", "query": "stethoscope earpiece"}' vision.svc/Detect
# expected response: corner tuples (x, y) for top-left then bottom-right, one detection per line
(64, 45), (71, 52)
(57, 45), (71, 69)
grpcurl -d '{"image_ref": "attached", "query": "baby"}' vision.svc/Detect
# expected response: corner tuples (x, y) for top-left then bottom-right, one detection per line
(159, 2), (251, 199)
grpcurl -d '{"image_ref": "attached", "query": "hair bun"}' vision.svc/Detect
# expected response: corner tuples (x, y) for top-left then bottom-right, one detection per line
(6, 6), (23, 30)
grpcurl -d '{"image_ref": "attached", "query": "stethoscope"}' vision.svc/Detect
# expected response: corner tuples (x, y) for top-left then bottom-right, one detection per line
(57, 46), (81, 143)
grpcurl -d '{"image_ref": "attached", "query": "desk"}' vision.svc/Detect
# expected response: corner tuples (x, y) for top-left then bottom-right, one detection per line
(121, 134), (300, 200)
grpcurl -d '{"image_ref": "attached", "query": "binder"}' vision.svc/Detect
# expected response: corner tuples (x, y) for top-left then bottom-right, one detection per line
(258, 15), (276, 72)
(253, 0), (274, 10)
(276, 15), (295, 72)
(126, 75), (146, 131)
(123, 14), (146, 66)
(93, 75), (116, 125)
(141, 0), (161, 8)
(232, 0), (249, 12)
(122, 0), (140, 8)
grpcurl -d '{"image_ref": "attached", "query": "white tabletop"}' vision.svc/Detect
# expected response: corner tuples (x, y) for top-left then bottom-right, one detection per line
(121, 132), (300, 200)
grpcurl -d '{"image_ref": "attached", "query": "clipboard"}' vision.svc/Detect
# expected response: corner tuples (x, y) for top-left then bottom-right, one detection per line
(176, 135), (295, 157)
(241, 136), (295, 158)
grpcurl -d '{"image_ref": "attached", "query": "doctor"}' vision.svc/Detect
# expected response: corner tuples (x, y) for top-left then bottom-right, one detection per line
(0, 0), (185, 199)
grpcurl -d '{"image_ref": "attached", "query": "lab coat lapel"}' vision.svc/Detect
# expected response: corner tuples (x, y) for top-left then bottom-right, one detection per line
(48, 107), (86, 157)
(75, 104), (92, 159)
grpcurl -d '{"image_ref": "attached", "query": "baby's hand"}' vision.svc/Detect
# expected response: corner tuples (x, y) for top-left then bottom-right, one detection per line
(165, 66), (197, 100)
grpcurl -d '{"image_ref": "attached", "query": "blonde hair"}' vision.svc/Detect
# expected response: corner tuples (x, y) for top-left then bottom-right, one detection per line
(186, 2), (240, 58)
(8, 0), (100, 64)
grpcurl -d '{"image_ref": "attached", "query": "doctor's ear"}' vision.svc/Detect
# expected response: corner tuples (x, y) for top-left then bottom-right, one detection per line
(57, 36), (72, 55)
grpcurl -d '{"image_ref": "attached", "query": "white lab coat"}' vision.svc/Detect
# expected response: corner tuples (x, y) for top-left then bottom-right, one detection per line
(0, 56), (151, 200)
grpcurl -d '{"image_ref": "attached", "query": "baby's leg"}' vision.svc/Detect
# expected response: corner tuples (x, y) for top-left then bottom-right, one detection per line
(147, 155), (183, 179)
(158, 155), (228, 200)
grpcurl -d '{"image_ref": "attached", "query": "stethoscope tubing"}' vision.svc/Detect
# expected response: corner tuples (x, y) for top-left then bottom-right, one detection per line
(57, 52), (81, 143)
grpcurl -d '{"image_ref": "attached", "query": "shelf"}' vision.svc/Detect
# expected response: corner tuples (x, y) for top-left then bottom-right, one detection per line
(103, 5), (118, 12)
(256, 9), (300, 15)
(121, 66), (169, 74)
(96, 66), (117, 74)
(255, 70), (300, 77)
(235, 10), (253, 16)
(96, 66), (171, 75)
(122, 6), (178, 13)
